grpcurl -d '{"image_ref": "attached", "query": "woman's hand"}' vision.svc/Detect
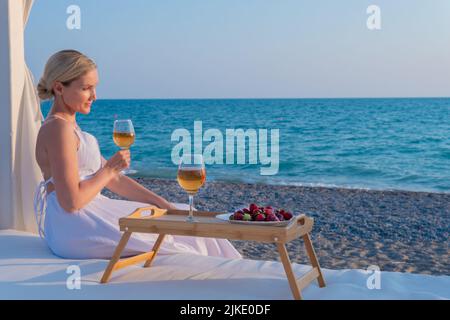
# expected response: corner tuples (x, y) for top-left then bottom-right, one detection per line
(104, 150), (130, 174)
(155, 199), (178, 211)
(165, 202), (179, 211)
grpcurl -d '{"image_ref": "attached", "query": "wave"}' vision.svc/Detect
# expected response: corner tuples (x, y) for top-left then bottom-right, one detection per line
(134, 168), (448, 194)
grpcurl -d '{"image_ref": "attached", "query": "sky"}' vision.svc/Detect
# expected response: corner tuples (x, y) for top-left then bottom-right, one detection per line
(25, 0), (450, 99)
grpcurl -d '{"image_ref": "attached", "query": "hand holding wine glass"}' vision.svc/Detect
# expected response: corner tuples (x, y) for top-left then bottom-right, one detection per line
(104, 149), (130, 174)
(177, 154), (206, 222)
(113, 119), (137, 175)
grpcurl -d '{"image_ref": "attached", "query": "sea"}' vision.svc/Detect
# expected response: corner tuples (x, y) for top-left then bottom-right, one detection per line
(41, 98), (450, 193)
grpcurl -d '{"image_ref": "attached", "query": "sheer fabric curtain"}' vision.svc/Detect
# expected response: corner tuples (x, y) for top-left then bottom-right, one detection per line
(0, 0), (43, 233)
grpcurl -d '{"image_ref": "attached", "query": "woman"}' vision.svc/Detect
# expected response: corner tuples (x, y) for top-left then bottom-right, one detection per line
(34, 49), (241, 260)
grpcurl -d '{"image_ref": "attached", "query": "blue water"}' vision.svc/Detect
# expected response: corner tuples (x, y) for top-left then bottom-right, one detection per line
(41, 98), (450, 193)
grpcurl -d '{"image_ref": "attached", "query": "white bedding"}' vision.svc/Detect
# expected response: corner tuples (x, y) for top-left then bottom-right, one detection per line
(0, 229), (448, 300)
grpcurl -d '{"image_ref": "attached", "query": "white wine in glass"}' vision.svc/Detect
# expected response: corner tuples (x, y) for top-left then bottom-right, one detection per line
(113, 119), (137, 175)
(177, 154), (206, 222)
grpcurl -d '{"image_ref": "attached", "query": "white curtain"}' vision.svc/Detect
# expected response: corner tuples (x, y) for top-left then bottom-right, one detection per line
(0, 0), (43, 233)
(16, 0), (43, 233)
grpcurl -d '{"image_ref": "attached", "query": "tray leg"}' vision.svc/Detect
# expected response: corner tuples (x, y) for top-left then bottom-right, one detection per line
(277, 242), (302, 300)
(303, 233), (326, 288)
(144, 233), (166, 268)
(100, 231), (132, 283)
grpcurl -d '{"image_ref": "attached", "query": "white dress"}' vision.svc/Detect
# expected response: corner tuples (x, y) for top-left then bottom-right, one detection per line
(34, 120), (242, 260)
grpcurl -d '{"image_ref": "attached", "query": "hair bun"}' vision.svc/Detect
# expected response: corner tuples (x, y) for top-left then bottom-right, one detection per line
(37, 78), (53, 101)
(38, 50), (96, 102)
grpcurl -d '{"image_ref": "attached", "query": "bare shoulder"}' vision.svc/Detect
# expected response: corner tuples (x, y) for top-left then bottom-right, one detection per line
(38, 119), (78, 149)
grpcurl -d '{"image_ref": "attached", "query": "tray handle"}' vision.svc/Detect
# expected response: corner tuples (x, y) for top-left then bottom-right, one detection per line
(128, 206), (168, 219)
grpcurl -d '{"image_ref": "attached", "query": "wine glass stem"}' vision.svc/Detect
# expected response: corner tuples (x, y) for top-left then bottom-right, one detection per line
(188, 194), (194, 220)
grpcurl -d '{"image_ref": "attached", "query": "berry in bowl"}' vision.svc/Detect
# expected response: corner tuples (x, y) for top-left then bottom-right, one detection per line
(216, 203), (294, 226)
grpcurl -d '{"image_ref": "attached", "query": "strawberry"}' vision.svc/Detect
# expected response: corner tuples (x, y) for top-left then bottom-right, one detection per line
(249, 203), (258, 213)
(264, 207), (273, 215)
(255, 213), (265, 221)
(282, 211), (293, 220)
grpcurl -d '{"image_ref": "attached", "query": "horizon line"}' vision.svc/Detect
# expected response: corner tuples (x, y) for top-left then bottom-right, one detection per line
(91, 96), (450, 101)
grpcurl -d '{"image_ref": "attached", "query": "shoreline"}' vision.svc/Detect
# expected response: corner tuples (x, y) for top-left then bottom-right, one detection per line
(133, 174), (450, 196)
(102, 177), (450, 275)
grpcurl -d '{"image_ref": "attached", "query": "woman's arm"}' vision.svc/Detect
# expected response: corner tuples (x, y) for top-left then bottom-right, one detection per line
(46, 121), (129, 212)
(102, 157), (175, 209)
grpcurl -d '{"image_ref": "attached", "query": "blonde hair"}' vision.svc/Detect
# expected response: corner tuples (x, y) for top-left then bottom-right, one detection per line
(37, 50), (97, 101)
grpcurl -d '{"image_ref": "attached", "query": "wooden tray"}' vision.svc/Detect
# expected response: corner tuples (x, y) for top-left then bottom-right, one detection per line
(102, 206), (326, 300)
(119, 206), (314, 244)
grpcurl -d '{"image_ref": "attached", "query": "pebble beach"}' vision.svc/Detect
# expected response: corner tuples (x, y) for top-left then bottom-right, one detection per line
(102, 177), (450, 276)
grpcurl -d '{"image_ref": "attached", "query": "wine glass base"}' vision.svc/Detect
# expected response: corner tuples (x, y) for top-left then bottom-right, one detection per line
(121, 169), (138, 175)
(185, 215), (196, 223)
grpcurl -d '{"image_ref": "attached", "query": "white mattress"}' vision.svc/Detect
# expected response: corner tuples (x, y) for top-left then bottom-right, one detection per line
(0, 229), (448, 300)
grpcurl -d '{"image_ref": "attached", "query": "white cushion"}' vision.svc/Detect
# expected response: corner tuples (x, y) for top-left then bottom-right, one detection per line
(0, 229), (448, 300)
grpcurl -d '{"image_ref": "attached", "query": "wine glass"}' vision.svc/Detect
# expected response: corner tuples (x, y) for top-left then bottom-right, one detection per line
(113, 119), (137, 175)
(177, 154), (206, 222)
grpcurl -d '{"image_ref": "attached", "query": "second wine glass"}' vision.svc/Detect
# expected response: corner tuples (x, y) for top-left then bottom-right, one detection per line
(113, 119), (137, 175)
(177, 154), (206, 222)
